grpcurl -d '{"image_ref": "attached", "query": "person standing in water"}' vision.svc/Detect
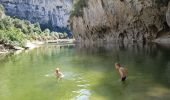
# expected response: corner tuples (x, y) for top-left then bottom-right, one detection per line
(55, 68), (64, 78)
(115, 63), (128, 81)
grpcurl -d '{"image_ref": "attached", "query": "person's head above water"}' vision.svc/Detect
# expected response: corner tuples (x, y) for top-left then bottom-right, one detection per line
(56, 68), (60, 73)
(115, 63), (121, 69)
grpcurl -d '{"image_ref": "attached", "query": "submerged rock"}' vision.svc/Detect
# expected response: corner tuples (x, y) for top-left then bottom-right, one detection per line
(70, 0), (170, 43)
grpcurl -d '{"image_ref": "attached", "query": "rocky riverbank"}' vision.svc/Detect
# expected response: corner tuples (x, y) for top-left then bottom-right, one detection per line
(0, 4), (72, 54)
(153, 30), (170, 44)
(0, 41), (43, 54)
(0, 39), (76, 54)
(0, 0), (73, 31)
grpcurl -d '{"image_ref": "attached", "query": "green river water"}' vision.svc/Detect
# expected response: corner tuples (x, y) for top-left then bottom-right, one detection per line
(0, 43), (170, 100)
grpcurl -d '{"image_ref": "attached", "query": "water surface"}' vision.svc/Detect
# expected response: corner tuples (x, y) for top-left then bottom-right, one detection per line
(0, 43), (170, 100)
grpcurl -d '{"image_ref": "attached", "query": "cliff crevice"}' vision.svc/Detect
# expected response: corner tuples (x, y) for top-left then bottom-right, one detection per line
(0, 0), (73, 32)
(70, 0), (170, 43)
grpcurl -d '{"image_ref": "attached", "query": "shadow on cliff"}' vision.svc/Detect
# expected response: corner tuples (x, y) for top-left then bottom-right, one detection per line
(41, 24), (72, 37)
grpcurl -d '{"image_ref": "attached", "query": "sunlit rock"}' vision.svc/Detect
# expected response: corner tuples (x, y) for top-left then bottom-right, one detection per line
(166, 2), (170, 27)
(70, 0), (169, 43)
(0, 0), (73, 31)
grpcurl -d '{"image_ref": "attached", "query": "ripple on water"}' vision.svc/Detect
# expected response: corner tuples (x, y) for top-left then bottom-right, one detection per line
(75, 74), (90, 88)
(45, 73), (54, 77)
(77, 84), (90, 88)
(45, 71), (74, 78)
(71, 73), (91, 100)
(72, 89), (91, 100)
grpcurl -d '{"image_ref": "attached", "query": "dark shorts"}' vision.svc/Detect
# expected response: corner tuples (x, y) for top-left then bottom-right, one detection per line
(121, 76), (126, 81)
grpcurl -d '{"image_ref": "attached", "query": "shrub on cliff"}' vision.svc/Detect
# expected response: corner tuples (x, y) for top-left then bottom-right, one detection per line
(12, 18), (42, 35)
(0, 4), (42, 36)
(0, 16), (43, 35)
(0, 17), (12, 30)
(43, 28), (50, 35)
(0, 28), (25, 46)
(32, 22), (42, 34)
(155, 0), (169, 6)
(0, 4), (5, 18)
(0, 21), (5, 29)
(0, 5), (3, 11)
(70, 0), (88, 17)
(0, 4), (68, 46)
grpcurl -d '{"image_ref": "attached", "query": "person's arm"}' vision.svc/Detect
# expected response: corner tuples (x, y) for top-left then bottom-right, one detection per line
(119, 69), (124, 78)
(59, 72), (64, 77)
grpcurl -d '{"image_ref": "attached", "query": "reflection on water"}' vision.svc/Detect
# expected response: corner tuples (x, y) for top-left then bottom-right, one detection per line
(72, 89), (91, 100)
(0, 43), (170, 100)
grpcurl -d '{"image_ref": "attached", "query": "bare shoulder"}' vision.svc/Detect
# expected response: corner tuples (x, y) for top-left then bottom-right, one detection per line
(119, 67), (125, 70)
(120, 67), (128, 72)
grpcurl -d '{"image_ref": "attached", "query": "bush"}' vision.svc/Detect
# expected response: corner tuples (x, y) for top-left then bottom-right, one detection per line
(0, 21), (5, 29)
(155, 0), (169, 6)
(0, 17), (12, 29)
(0, 4), (4, 11)
(32, 23), (42, 34)
(43, 28), (50, 35)
(70, 0), (88, 17)
(13, 18), (23, 29)
(0, 4), (69, 47)
(0, 4), (4, 19)
(0, 28), (25, 46)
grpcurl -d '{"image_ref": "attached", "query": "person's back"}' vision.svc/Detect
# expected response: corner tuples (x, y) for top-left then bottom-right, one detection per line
(115, 63), (128, 81)
(55, 68), (64, 78)
(119, 67), (128, 81)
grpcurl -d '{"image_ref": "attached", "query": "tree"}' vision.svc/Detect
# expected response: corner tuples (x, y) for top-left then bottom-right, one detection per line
(43, 28), (50, 34)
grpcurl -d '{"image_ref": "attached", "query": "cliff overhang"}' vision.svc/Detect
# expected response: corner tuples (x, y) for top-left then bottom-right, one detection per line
(70, 0), (170, 44)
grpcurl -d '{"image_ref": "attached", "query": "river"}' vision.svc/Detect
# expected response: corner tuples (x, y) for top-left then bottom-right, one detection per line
(0, 43), (170, 100)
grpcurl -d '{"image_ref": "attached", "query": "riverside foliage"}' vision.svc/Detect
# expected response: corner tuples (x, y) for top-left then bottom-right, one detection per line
(70, 0), (88, 17)
(0, 5), (67, 47)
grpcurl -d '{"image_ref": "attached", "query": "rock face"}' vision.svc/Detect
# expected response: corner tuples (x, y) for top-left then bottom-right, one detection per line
(70, 0), (170, 43)
(0, 5), (5, 19)
(0, 0), (73, 31)
(166, 2), (170, 27)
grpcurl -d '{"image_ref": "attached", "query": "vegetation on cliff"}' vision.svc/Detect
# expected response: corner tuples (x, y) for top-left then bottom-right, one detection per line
(0, 5), (67, 49)
(155, 0), (169, 6)
(70, 0), (88, 17)
(70, 0), (170, 43)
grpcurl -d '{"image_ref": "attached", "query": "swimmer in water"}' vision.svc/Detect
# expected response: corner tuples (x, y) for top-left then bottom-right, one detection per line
(115, 63), (128, 81)
(55, 68), (64, 78)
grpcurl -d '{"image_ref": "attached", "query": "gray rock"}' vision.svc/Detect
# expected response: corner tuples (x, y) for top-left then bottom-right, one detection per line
(13, 46), (24, 50)
(0, 45), (5, 51)
(166, 2), (170, 27)
(0, 0), (73, 30)
(70, 0), (169, 43)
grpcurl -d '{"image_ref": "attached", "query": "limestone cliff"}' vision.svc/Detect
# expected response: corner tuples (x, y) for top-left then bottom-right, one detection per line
(70, 0), (170, 43)
(0, 0), (73, 32)
(0, 5), (5, 19)
(166, 2), (170, 27)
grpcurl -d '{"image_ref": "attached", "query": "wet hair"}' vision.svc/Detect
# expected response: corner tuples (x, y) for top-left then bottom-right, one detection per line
(56, 68), (60, 71)
(115, 63), (121, 67)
